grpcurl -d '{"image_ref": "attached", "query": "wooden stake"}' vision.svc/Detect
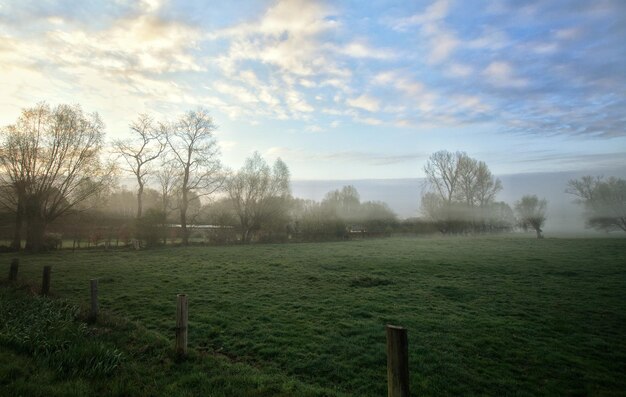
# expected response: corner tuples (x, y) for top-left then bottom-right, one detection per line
(41, 266), (51, 295)
(89, 279), (99, 321)
(9, 258), (18, 281)
(386, 324), (410, 397)
(175, 294), (188, 356)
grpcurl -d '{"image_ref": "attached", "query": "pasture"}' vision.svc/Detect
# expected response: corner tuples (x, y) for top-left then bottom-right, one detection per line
(2, 236), (625, 396)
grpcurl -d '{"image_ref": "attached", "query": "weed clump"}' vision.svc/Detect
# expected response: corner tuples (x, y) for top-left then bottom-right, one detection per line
(0, 288), (122, 377)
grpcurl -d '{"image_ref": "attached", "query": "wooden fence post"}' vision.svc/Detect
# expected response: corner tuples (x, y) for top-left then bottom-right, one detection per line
(41, 266), (51, 295)
(386, 324), (410, 397)
(89, 279), (99, 321)
(175, 294), (188, 356)
(9, 258), (18, 281)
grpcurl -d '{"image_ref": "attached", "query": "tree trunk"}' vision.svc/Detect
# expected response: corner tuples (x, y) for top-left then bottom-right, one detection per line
(180, 191), (188, 245)
(535, 228), (543, 239)
(242, 228), (250, 244)
(136, 182), (144, 219)
(11, 200), (23, 251)
(25, 213), (46, 252)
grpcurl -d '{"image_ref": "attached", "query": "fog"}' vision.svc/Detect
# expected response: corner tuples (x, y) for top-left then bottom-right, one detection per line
(293, 167), (626, 235)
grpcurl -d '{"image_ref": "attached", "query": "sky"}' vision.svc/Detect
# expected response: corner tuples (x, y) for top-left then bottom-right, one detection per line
(0, 0), (625, 181)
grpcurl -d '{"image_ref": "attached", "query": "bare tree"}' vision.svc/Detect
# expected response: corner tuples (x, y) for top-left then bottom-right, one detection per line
(515, 195), (547, 239)
(422, 151), (502, 233)
(567, 176), (626, 232)
(226, 152), (291, 243)
(112, 114), (165, 219)
(165, 108), (223, 245)
(424, 150), (463, 203)
(155, 159), (180, 217)
(0, 103), (114, 251)
(322, 185), (361, 220)
(473, 161), (502, 207)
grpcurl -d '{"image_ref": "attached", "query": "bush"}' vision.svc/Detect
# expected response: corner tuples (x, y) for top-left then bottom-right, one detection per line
(43, 233), (63, 250)
(136, 209), (167, 248)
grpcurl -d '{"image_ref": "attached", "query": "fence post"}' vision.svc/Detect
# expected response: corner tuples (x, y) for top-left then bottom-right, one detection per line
(41, 266), (51, 295)
(9, 258), (18, 281)
(89, 279), (99, 321)
(175, 294), (188, 356)
(386, 324), (410, 397)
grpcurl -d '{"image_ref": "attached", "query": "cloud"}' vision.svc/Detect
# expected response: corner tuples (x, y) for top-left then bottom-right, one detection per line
(388, 0), (458, 63)
(391, 0), (451, 30)
(446, 63), (473, 77)
(483, 61), (529, 88)
(346, 94), (380, 112)
(337, 40), (397, 60)
(211, 0), (341, 77)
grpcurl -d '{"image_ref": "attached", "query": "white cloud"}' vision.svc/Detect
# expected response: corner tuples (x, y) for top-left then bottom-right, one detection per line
(361, 117), (383, 125)
(375, 71), (425, 95)
(389, 0), (458, 64)
(338, 40), (397, 60)
(213, 81), (258, 104)
(391, 0), (451, 30)
(483, 61), (529, 88)
(446, 63), (473, 78)
(347, 94), (380, 112)
(467, 29), (510, 50)
(452, 95), (491, 114)
(305, 125), (324, 132)
(554, 27), (582, 40)
(426, 29), (458, 64)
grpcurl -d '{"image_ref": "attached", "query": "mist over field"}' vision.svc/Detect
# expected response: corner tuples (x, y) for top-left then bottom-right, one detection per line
(1, 0), (626, 396)
(293, 167), (626, 234)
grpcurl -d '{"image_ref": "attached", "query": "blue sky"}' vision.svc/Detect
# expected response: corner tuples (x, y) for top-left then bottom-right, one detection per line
(0, 0), (625, 180)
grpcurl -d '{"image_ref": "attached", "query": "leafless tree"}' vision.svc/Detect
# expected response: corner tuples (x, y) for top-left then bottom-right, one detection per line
(422, 150), (502, 233)
(567, 176), (626, 232)
(424, 150), (463, 203)
(155, 159), (180, 217)
(112, 114), (165, 219)
(165, 108), (224, 245)
(473, 161), (502, 207)
(226, 152), (291, 243)
(0, 103), (114, 251)
(515, 195), (547, 238)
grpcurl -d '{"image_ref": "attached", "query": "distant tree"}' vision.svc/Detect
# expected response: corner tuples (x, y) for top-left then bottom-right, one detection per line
(226, 152), (291, 243)
(0, 103), (114, 251)
(566, 176), (626, 232)
(480, 201), (515, 233)
(155, 159), (180, 218)
(421, 150), (502, 234)
(322, 185), (361, 221)
(112, 114), (165, 219)
(358, 201), (397, 232)
(165, 108), (224, 245)
(515, 195), (547, 239)
(424, 150), (463, 203)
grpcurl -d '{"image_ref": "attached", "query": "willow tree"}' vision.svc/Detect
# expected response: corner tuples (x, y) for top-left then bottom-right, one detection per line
(515, 195), (547, 239)
(226, 152), (291, 243)
(0, 103), (113, 251)
(567, 176), (626, 232)
(165, 108), (223, 245)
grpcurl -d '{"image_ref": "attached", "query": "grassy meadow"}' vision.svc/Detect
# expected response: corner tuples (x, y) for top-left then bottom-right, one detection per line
(1, 236), (625, 396)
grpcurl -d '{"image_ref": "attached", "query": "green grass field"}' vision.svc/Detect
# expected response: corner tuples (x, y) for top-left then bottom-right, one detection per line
(2, 236), (626, 396)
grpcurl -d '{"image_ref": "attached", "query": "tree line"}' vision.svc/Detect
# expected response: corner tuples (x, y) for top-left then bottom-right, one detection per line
(1, 103), (624, 251)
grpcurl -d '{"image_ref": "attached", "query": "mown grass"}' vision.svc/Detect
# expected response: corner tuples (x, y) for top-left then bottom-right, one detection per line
(2, 236), (625, 396)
